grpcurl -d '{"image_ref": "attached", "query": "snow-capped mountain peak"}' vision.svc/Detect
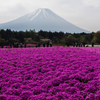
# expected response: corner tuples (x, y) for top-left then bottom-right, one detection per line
(27, 8), (57, 21)
(0, 8), (90, 33)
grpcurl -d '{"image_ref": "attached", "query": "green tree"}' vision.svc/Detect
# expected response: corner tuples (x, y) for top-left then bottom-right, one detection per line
(79, 35), (89, 44)
(9, 38), (18, 44)
(0, 38), (6, 46)
(35, 34), (40, 41)
(65, 35), (76, 45)
(92, 31), (100, 43)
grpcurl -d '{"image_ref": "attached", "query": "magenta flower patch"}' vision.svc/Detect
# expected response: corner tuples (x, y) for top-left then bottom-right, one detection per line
(0, 47), (100, 99)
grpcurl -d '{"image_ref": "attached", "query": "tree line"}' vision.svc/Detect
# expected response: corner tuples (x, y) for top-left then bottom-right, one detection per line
(0, 29), (100, 46)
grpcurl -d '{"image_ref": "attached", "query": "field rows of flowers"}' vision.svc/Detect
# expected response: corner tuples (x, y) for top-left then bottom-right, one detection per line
(0, 47), (100, 100)
(80, 47), (100, 55)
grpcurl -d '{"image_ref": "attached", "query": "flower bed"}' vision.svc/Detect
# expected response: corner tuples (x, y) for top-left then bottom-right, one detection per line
(80, 47), (100, 55)
(0, 47), (100, 99)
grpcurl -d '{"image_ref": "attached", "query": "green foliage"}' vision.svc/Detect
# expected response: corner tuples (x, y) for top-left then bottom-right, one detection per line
(92, 31), (100, 43)
(0, 29), (99, 46)
(32, 41), (38, 44)
(65, 35), (76, 45)
(60, 38), (66, 45)
(9, 38), (18, 44)
(52, 37), (59, 44)
(0, 38), (6, 46)
(79, 35), (88, 43)
(25, 40), (38, 44)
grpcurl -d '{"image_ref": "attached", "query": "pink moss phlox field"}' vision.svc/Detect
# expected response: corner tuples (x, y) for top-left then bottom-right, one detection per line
(80, 47), (100, 55)
(0, 47), (100, 99)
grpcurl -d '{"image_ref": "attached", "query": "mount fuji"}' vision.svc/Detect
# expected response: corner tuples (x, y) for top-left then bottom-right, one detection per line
(0, 8), (89, 33)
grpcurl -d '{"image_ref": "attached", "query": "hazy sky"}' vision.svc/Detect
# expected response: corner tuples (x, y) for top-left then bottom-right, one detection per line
(0, 0), (100, 32)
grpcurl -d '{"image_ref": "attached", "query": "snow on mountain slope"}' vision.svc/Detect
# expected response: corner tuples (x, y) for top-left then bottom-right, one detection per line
(0, 8), (90, 33)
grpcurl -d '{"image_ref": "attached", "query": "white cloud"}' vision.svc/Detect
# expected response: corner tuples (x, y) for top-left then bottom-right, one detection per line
(82, 0), (100, 8)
